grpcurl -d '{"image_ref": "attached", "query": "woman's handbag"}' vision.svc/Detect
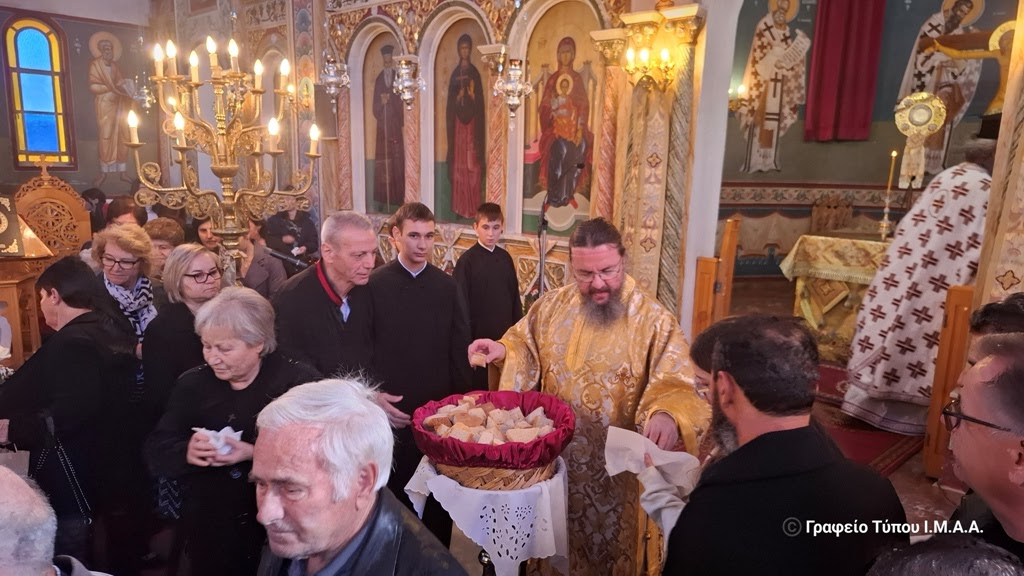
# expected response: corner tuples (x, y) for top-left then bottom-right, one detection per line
(33, 415), (92, 524)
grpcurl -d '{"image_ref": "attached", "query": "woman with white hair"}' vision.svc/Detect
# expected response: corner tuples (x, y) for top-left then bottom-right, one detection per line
(145, 287), (319, 576)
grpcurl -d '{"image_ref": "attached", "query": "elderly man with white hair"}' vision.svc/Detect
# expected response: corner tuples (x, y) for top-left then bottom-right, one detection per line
(252, 378), (467, 576)
(0, 466), (110, 575)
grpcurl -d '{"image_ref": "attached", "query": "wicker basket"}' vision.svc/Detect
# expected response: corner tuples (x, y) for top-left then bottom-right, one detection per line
(435, 460), (557, 490)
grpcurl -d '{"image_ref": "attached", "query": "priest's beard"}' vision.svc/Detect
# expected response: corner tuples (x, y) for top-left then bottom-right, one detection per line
(709, 386), (739, 457)
(582, 284), (626, 326)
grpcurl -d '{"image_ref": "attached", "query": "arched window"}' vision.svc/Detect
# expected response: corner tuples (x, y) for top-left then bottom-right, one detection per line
(3, 17), (76, 169)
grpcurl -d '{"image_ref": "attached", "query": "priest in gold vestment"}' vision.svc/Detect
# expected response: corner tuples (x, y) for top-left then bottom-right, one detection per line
(469, 218), (710, 576)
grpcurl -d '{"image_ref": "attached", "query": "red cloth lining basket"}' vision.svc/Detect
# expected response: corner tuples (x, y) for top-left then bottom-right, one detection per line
(412, 391), (575, 470)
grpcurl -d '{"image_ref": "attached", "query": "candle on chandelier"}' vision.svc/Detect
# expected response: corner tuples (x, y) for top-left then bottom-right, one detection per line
(189, 51), (200, 84)
(167, 96), (177, 111)
(267, 117), (280, 152)
(228, 39), (239, 73)
(165, 40), (178, 76)
(309, 124), (320, 156)
(660, 48), (670, 63)
(639, 48), (650, 65)
(279, 59), (290, 91)
(206, 36), (219, 71)
(254, 59), (264, 90)
(173, 112), (186, 147)
(626, 47), (635, 66)
(127, 110), (139, 144)
(153, 44), (164, 78)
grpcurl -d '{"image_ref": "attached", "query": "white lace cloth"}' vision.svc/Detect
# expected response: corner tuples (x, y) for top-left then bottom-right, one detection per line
(405, 457), (569, 576)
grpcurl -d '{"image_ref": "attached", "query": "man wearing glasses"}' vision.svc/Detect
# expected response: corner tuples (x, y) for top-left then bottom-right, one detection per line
(943, 333), (1024, 563)
(468, 217), (709, 576)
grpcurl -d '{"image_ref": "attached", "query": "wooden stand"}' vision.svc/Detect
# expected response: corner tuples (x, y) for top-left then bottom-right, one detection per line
(0, 271), (41, 368)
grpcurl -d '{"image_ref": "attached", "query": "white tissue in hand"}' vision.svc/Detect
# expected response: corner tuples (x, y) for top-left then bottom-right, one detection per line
(193, 426), (243, 455)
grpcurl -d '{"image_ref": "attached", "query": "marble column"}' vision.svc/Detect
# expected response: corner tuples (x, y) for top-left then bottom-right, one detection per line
(479, 45), (509, 211)
(403, 98), (420, 203)
(336, 89), (354, 210)
(590, 30), (627, 222)
(657, 8), (704, 315)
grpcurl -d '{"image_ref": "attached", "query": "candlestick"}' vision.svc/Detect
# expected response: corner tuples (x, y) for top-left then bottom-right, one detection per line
(880, 150), (898, 241)
(127, 110), (139, 144)
(189, 51), (200, 84)
(228, 39), (239, 73)
(173, 112), (186, 147)
(279, 59), (290, 91)
(165, 41), (178, 76)
(309, 124), (320, 156)
(885, 150), (897, 194)
(254, 59), (264, 89)
(153, 44), (164, 78)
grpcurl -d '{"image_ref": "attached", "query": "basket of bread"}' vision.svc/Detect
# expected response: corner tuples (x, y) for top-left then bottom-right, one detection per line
(412, 391), (575, 490)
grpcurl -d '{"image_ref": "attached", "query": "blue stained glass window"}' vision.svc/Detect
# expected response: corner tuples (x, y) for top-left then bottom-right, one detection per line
(15, 29), (51, 71)
(19, 73), (55, 112)
(23, 112), (59, 151)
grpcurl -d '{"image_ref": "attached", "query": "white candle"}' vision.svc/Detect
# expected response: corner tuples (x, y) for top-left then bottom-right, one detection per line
(309, 124), (320, 156)
(127, 110), (139, 144)
(228, 39), (239, 73)
(253, 59), (264, 90)
(153, 44), (164, 78)
(206, 36), (218, 70)
(279, 59), (290, 91)
(189, 51), (200, 84)
(165, 41), (177, 76)
(173, 112), (186, 147)
(267, 117), (279, 152)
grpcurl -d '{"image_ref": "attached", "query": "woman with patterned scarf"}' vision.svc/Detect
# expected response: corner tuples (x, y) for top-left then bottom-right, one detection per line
(91, 223), (160, 572)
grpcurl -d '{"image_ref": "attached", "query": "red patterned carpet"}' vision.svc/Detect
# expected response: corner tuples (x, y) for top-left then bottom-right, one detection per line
(814, 365), (923, 477)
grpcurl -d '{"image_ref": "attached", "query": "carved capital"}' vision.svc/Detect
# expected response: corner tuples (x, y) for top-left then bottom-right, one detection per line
(620, 11), (664, 51)
(661, 5), (706, 45)
(590, 29), (628, 67)
(478, 43), (509, 75)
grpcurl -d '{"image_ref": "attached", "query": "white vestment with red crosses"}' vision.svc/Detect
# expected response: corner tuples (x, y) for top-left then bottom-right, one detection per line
(842, 162), (989, 435)
(735, 15), (809, 173)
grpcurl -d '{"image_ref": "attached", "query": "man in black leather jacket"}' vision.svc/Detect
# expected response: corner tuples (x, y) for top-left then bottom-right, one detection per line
(251, 379), (467, 576)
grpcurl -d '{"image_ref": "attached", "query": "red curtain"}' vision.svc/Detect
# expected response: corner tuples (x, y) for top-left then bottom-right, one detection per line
(803, 0), (887, 141)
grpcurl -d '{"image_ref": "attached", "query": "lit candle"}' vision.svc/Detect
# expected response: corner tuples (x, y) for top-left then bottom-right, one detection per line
(206, 36), (218, 70)
(253, 59), (264, 89)
(167, 96), (177, 110)
(737, 84), (747, 96)
(267, 117), (280, 152)
(287, 83), (295, 100)
(626, 47), (635, 65)
(886, 150), (898, 194)
(228, 39), (239, 73)
(173, 112), (186, 147)
(153, 44), (164, 78)
(127, 110), (139, 144)
(660, 48), (670, 63)
(279, 59), (290, 91)
(189, 51), (200, 84)
(309, 124), (320, 156)
(165, 41), (178, 76)
(639, 48), (650, 65)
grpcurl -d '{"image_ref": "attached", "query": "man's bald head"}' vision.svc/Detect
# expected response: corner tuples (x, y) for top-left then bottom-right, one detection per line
(0, 466), (56, 574)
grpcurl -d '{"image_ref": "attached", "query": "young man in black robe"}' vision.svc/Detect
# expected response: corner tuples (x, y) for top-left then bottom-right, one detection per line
(273, 212), (377, 376)
(370, 202), (472, 546)
(452, 202), (522, 390)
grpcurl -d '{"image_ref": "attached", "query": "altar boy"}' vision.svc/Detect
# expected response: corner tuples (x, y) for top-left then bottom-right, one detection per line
(453, 202), (523, 390)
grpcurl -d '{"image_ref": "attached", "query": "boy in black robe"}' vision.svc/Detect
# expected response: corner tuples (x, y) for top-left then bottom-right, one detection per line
(370, 202), (471, 547)
(452, 202), (522, 390)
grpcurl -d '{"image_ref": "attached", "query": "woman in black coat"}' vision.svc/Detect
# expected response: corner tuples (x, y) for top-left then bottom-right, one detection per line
(146, 287), (319, 576)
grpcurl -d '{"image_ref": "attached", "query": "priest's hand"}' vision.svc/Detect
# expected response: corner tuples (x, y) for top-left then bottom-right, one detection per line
(211, 437), (254, 466)
(186, 432), (217, 467)
(643, 411), (680, 451)
(377, 392), (412, 429)
(468, 339), (506, 366)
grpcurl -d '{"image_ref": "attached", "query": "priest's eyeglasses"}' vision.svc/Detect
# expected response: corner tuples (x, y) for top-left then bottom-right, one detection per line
(572, 261), (623, 284)
(183, 268), (223, 284)
(101, 256), (140, 270)
(941, 398), (1013, 433)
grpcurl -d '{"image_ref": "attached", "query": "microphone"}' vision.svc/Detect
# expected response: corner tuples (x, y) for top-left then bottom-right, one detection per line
(264, 248), (310, 269)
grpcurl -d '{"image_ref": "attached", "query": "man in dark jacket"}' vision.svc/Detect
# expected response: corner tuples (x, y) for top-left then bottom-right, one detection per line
(662, 315), (907, 576)
(273, 212), (376, 376)
(251, 378), (467, 576)
(0, 257), (136, 562)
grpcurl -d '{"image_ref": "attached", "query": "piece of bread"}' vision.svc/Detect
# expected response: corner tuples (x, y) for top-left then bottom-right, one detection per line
(538, 425), (553, 438)
(477, 430), (494, 445)
(514, 420), (532, 429)
(506, 427), (540, 443)
(436, 424), (451, 438)
(488, 409), (510, 425)
(508, 407), (525, 422)
(423, 413), (452, 429)
(448, 426), (473, 443)
(526, 407), (546, 426)
(468, 407), (486, 419)
(452, 413), (484, 428)
(437, 405), (457, 415)
(470, 352), (488, 368)
(478, 402), (496, 414)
